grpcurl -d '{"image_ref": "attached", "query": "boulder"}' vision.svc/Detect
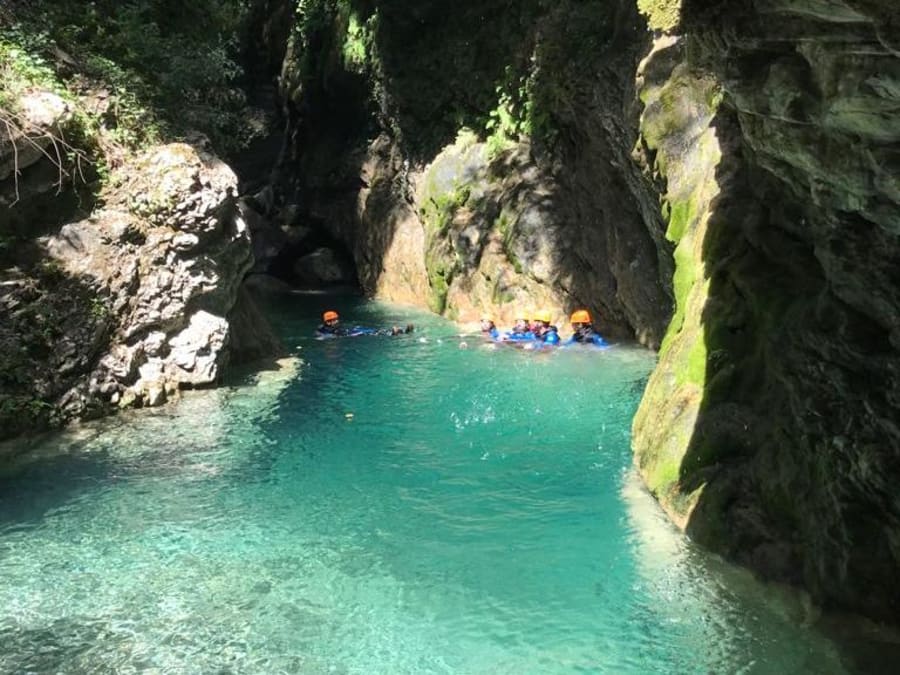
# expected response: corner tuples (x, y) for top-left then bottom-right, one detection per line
(0, 141), (270, 439)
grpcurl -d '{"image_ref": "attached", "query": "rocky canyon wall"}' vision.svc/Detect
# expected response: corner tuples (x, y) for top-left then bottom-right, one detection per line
(263, 0), (673, 342)
(4, 0), (899, 624)
(0, 98), (280, 441)
(632, 0), (900, 621)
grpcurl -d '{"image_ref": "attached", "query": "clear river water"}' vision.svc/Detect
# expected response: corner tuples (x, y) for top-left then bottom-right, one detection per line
(0, 295), (876, 673)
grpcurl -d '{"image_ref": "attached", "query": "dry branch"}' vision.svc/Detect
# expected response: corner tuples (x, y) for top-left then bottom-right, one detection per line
(0, 106), (95, 206)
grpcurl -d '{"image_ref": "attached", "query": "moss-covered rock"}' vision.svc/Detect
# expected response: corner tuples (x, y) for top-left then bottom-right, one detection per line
(637, 0), (682, 32)
(632, 0), (900, 623)
(416, 132), (567, 325)
(632, 36), (723, 516)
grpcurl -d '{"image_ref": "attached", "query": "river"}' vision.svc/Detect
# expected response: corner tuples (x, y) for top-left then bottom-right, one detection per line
(0, 294), (858, 672)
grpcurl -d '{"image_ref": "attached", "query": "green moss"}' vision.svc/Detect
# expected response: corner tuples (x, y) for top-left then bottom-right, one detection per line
(637, 0), (682, 32)
(646, 454), (681, 495)
(425, 257), (450, 314)
(340, 7), (377, 74)
(483, 64), (556, 157)
(680, 330), (708, 386)
(666, 196), (697, 243)
(632, 55), (741, 527)
(659, 235), (696, 354)
(419, 138), (484, 315)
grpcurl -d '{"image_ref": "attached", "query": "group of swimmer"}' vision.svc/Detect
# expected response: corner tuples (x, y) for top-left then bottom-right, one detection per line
(316, 308), (608, 348)
(478, 309), (608, 348)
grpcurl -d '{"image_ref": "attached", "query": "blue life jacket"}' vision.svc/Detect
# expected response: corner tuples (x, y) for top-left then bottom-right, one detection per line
(542, 327), (561, 345)
(316, 324), (351, 338)
(504, 329), (536, 341)
(315, 325), (378, 338)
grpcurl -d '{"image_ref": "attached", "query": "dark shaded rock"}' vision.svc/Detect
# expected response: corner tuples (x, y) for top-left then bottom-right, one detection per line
(292, 246), (355, 286)
(243, 273), (296, 295)
(227, 285), (286, 364)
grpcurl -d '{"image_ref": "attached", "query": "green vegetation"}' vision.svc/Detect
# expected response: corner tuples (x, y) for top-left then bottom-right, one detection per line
(1, 0), (255, 155)
(291, 0), (378, 85)
(637, 0), (682, 32)
(0, 28), (101, 196)
(341, 9), (376, 73)
(421, 182), (470, 314)
(0, 31), (66, 107)
(485, 70), (534, 156)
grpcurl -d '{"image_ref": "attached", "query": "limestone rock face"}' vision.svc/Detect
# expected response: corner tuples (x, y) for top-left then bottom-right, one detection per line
(414, 132), (588, 327)
(0, 141), (271, 437)
(632, 0), (900, 621)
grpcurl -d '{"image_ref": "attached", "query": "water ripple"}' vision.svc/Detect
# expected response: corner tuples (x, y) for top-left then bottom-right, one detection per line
(0, 299), (858, 673)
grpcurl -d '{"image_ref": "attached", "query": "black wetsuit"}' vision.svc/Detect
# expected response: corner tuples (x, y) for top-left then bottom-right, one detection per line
(316, 323), (413, 338)
(316, 323), (353, 337)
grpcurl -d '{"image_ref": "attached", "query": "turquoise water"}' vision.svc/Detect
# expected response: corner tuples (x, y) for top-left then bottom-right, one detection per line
(0, 296), (854, 673)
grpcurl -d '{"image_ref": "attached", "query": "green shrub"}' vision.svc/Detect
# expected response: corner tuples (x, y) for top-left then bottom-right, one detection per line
(1, 0), (255, 155)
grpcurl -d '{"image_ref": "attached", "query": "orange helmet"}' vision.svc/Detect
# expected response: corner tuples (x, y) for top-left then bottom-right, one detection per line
(570, 309), (592, 324)
(323, 310), (339, 322)
(534, 309), (552, 324)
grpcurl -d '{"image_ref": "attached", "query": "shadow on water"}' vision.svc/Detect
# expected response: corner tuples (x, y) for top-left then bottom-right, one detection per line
(0, 446), (115, 528)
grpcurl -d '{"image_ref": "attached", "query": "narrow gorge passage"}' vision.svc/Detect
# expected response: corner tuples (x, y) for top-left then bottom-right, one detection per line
(2, 0), (900, 669)
(0, 296), (856, 673)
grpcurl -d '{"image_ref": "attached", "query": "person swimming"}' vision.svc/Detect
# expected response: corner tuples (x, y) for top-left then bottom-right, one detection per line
(504, 313), (535, 342)
(565, 309), (608, 347)
(532, 310), (561, 346)
(480, 316), (500, 340)
(315, 310), (414, 338)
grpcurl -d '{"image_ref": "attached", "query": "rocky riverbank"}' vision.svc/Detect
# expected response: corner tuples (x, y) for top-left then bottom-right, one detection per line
(0, 94), (281, 437)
